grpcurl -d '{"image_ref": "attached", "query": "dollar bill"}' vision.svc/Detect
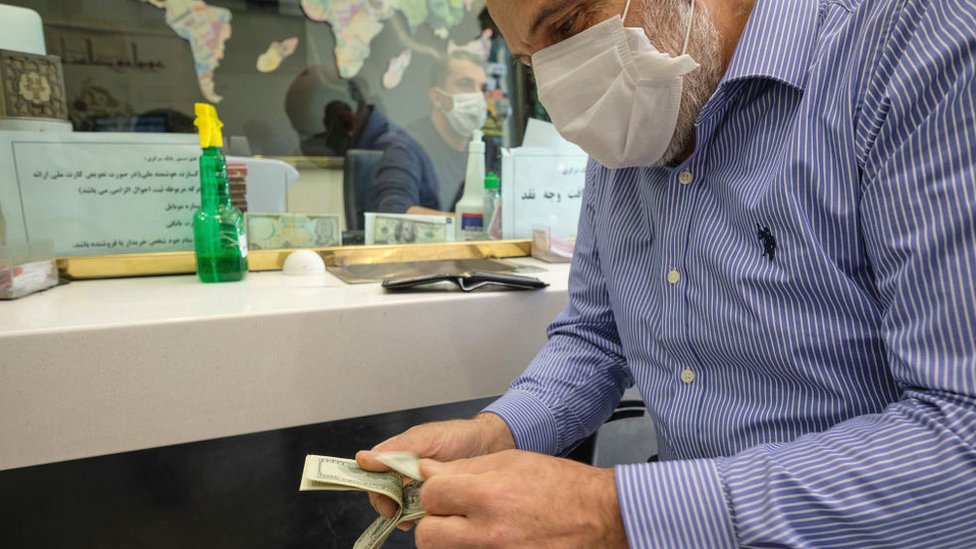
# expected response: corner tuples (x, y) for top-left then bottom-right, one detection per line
(352, 481), (426, 549)
(355, 514), (401, 549)
(246, 212), (342, 250)
(399, 481), (426, 522)
(364, 213), (455, 245)
(375, 451), (425, 482)
(299, 455), (404, 504)
(300, 453), (426, 549)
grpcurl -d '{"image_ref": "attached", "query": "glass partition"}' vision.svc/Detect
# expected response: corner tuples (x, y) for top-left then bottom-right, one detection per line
(1, 0), (556, 257)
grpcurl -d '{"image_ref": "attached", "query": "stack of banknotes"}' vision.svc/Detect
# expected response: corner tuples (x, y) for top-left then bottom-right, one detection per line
(299, 453), (425, 549)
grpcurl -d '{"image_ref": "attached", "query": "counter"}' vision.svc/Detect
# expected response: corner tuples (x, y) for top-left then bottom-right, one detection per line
(0, 259), (570, 471)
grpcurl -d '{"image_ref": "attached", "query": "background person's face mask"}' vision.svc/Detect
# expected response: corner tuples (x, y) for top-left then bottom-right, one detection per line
(437, 89), (488, 137)
(532, 0), (699, 168)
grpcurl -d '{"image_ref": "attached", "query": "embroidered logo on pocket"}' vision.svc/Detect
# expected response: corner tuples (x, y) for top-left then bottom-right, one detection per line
(757, 224), (776, 262)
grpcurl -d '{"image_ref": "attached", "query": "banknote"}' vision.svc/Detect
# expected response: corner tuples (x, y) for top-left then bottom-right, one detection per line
(364, 213), (455, 245)
(300, 453), (426, 549)
(399, 481), (426, 522)
(299, 455), (404, 504)
(353, 482), (426, 549)
(246, 212), (342, 250)
(355, 513), (401, 549)
(375, 451), (425, 482)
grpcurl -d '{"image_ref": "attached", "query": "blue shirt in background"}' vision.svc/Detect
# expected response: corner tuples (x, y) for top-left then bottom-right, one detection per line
(360, 107), (442, 213)
(485, 0), (976, 546)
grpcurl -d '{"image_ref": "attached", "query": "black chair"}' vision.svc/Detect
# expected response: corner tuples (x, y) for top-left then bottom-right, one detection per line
(342, 149), (384, 244)
(591, 388), (658, 466)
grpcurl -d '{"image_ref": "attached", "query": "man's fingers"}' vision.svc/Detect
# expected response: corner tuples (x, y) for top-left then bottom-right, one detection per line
(358, 427), (437, 471)
(356, 450), (387, 472)
(420, 474), (483, 516)
(420, 451), (507, 478)
(418, 458), (446, 478)
(366, 492), (399, 519)
(415, 515), (482, 549)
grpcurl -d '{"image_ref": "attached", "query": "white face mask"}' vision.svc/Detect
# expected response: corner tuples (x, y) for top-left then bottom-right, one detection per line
(437, 89), (488, 137)
(532, 0), (699, 168)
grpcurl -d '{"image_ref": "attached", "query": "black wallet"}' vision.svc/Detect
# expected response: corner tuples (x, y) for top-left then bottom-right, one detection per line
(381, 271), (549, 292)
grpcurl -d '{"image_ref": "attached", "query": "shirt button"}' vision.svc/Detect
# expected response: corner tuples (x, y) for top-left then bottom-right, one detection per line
(680, 369), (696, 384)
(667, 269), (681, 285)
(678, 170), (694, 185)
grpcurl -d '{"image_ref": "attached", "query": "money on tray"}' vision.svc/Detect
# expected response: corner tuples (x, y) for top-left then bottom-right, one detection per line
(246, 212), (342, 249)
(363, 213), (455, 245)
(299, 453), (425, 549)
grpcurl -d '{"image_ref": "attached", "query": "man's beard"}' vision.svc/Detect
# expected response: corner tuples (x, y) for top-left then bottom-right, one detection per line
(641, 0), (724, 166)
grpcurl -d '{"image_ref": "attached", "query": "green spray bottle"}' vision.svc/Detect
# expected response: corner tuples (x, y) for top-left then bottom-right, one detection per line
(192, 103), (248, 283)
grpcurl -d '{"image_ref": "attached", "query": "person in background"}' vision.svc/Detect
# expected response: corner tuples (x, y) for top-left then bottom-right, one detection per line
(285, 69), (440, 232)
(370, 51), (489, 215)
(285, 68), (435, 180)
(356, 0), (976, 547)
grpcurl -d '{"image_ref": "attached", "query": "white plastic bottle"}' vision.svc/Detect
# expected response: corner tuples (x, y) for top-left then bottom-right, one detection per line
(455, 131), (486, 241)
(483, 171), (502, 240)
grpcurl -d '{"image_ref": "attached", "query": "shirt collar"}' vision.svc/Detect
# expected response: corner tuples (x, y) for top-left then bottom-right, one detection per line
(720, 0), (822, 91)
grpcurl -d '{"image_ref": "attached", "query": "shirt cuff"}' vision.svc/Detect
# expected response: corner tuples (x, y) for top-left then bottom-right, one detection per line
(615, 459), (737, 548)
(482, 390), (559, 455)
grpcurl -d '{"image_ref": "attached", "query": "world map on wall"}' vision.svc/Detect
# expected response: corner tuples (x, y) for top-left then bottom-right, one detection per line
(140, 0), (484, 103)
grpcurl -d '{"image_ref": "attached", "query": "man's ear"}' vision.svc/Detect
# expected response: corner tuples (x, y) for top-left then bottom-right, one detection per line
(431, 87), (455, 112)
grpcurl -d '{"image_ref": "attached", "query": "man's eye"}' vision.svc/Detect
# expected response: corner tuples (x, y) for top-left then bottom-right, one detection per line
(554, 15), (579, 40)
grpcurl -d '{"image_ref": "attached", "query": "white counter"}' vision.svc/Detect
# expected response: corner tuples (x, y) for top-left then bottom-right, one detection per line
(0, 259), (570, 471)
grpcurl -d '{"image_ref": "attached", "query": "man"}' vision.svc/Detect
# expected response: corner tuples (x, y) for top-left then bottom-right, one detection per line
(370, 51), (489, 215)
(303, 85), (434, 176)
(358, 0), (976, 547)
(286, 70), (438, 195)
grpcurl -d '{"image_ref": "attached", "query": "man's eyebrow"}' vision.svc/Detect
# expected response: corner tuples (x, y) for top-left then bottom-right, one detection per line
(529, 0), (576, 36)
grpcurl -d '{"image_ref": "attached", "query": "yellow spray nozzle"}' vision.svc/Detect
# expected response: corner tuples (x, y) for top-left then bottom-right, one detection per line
(193, 102), (224, 149)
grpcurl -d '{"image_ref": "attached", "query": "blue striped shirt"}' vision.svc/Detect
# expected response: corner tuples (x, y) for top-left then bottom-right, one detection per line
(484, 0), (976, 546)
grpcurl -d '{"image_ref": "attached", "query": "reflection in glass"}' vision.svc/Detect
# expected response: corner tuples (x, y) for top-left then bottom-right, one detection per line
(3, 0), (527, 249)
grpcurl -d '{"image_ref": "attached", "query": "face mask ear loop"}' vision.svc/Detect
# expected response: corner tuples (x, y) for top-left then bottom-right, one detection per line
(623, 0), (634, 22)
(681, 0), (695, 55)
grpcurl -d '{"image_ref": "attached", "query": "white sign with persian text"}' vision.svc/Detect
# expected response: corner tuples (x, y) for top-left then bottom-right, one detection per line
(0, 131), (201, 256)
(501, 147), (589, 240)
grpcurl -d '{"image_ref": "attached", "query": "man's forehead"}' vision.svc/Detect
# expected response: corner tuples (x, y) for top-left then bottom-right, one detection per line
(487, 0), (614, 59)
(448, 58), (487, 82)
(486, 0), (551, 46)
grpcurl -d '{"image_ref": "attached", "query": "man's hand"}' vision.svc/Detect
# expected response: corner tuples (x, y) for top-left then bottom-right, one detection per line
(355, 413), (515, 526)
(414, 450), (628, 549)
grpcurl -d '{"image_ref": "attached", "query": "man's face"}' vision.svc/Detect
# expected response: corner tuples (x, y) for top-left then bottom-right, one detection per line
(433, 59), (488, 111)
(487, 0), (724, 165)
(443, 58), (488, 95)
(322, 102), (355, 154)
(486, 0), (622, 62)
